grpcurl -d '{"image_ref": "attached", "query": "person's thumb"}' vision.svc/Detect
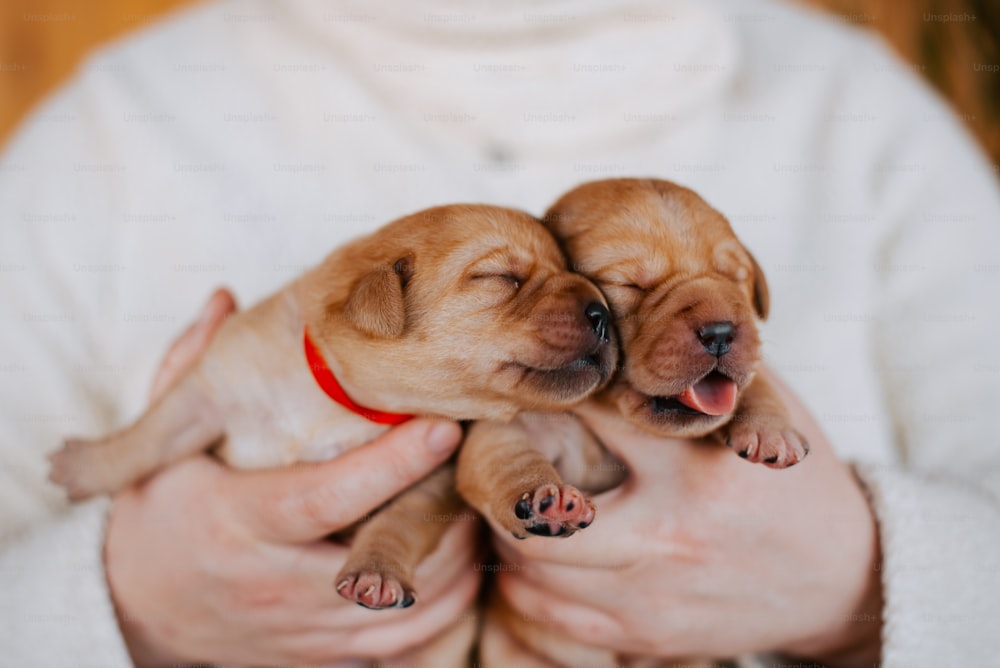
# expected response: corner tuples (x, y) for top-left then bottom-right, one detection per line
(572, 400), (698, 477)
(229, 418), (462, 543)
(151, 288), (237, 399)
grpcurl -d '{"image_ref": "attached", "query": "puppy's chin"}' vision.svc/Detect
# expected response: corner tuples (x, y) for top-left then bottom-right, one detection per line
(505, 342), (618, 409)
(613, 382), (735, 439)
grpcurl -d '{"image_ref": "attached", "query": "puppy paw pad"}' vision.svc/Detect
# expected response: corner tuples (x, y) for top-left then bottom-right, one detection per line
(511, 484), (595, 538)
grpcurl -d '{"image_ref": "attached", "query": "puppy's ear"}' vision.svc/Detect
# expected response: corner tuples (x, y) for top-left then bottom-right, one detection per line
(343, 255), (413, 338)
(746, 250), (770, 320)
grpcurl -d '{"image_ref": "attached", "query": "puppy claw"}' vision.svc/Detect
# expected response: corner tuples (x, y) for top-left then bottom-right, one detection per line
(726, 421), (808, 469)
(510, 483), (595, 538)
(335, 571), (416, 610)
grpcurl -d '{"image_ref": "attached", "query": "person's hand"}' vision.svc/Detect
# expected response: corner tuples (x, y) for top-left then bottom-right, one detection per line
(106, 289), (478, 666)
(494, 368), (883, 666)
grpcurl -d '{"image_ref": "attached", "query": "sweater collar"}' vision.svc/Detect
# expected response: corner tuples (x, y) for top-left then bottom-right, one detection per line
(282, 0), (737, 160)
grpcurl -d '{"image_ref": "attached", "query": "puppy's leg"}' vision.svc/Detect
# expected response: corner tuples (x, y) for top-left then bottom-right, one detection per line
(336, 464), (465, 610)
(48, 370), (222, 500)
(457, 417), (595, 540)
(516, 410), (626, 494)
(720, 376), (809, 468)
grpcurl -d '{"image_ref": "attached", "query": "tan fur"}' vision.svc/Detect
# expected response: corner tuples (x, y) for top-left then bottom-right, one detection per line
(47, 204), (618, 666)
(465, 179), (803, 667)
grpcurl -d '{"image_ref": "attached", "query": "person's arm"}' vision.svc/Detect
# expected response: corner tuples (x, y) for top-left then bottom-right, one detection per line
(1, 283), (475, 666)
(0, 499), (134, 666)
(0, 78), (478, 661)
(0, 79), (139, 664)
(848, 58), (1000, 664)
(490, 43), (1000, 668)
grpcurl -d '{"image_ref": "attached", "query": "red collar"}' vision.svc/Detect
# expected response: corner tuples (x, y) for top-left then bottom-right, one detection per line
(303, 328), (414, 426)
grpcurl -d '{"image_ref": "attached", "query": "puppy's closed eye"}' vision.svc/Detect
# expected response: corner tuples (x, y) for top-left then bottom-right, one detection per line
(470, 273), (523, 291)
(597, 280), (650, 315)
(603, 281), (650, 294)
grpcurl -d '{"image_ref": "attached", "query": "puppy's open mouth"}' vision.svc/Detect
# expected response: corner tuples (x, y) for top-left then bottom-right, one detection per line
(648, 370), (738, 417)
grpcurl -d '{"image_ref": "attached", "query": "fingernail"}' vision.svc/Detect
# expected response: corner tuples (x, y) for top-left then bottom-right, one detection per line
(426, 421), (459, 455)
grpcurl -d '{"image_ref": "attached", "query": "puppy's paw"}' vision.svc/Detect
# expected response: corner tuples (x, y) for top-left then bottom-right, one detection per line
(47, 439), (107, 502)
(335, 570), (416, 610)
(726, 419), (809, 469)
(510, 484), (595, 539)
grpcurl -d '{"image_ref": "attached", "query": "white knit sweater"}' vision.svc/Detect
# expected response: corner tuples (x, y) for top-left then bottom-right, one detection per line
(1, 0), (998, 665)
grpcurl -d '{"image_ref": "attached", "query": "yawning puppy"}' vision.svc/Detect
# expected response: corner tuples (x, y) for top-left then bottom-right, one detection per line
(462, 178), (805, 668)
(48, 204), (618, 617)
(546, 177), (808, 465)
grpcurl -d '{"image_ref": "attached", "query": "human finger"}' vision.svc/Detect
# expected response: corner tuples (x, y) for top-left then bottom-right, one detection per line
(151, 287), (237, 399)
(229, 419), (462, 542)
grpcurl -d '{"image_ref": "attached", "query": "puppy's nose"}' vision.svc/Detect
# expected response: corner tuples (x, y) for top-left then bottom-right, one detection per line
(585, 302), (610, 343)
(697, 322), (734, 356)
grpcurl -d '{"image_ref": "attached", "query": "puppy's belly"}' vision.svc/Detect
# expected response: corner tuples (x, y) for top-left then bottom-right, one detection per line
(515, 409), (625, 493)
(218, 400), (390, 470)
(296, 416), (391, 464)
(197, 315), (393, 470)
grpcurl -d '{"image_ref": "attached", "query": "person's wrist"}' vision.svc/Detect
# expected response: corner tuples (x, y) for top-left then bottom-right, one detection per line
(778, 472), (884, 667)
(104, 496), (186, 668)
(782, 573), (882, 667)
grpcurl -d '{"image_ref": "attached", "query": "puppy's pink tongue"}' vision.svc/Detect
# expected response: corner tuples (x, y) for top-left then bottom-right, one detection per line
(676, 375), (737, 416)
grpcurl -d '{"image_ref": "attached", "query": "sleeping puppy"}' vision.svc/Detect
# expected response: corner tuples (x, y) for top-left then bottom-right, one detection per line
(48, 204), (618, 617)
(460, 178), (805, 668)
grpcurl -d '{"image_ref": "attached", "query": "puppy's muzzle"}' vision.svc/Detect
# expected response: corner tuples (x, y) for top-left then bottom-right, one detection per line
(534, 300), (610, 361)
(514, 294), (618, 405)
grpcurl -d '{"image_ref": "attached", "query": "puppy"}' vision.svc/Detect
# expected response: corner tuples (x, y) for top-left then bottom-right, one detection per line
(459, 178), (805, 667)
(547, 178), (807, 463)
(48, 204), (618, 622)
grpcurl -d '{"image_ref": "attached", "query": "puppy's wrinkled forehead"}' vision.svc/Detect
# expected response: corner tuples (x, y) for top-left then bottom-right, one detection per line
(547, 179), (740, 278)
(403, 204), (566, 272)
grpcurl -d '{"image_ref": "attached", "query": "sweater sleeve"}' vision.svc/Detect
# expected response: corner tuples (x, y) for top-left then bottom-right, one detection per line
(0, 76), (135, 665)
(0, 499), (133, 666)
(852, 44), (1000, 667)
(854, 466), (1000, 666)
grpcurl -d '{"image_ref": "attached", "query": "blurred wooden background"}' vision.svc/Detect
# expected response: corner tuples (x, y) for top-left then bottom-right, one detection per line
(0, 0), (198, 144)
(1, 0), (997, 162)
(800, 0), (999, 164)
